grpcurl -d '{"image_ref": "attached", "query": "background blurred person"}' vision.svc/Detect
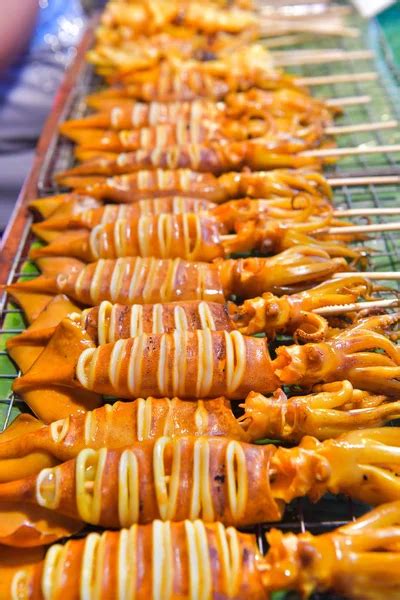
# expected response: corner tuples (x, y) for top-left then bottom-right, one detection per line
(0, 0), (86, 233)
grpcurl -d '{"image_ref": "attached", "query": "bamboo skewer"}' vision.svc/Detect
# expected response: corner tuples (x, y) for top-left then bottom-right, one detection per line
(334, 208), (400, 217)
(271, 49), (373, 66)
(324, 222), (400, 235)
(333, 272), (400, 281)
(315, 298), (400, 315)
(325, 95), (370, 107)
(260, 22), (359, 39)
(325, 120), (398, 136)
(263, 34), (308, 48)
(296, 72), (377, 86)
(327, 175), (400, 187)
(301, 144), (400, 159)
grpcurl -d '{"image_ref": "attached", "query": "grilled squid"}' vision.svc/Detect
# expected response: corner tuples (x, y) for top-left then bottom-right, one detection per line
(1, 384), (399, 484)
(1, 429), (400, 542)
(31, 195), (216, 238)
(7, 251), (348, 326)
(90, 40), (297, 93)
(6, 278), (371, 373)
(56, 140), (322, 181)
(101, 1), (259, 35)
(4, 502), (400, 599)
(58, 167), (332, 203)
(87, 26), (258, 77)
(1, 521), (267, 597)
(86, 64), (295, 103)
(64, 88), (335, 132)
(72, 277), (370, 341)
(31, 195), (333, 244)
(13, 314), (400, 399)
(29, 212), (360, 263)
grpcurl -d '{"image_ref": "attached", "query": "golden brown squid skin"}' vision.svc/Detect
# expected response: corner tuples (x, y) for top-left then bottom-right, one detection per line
(14, 313), (400, 399)
(62, 122), (244, 152)
(0, 437), (282, 528)
(89, 67), (293, 102)
(83, 87), (336, 127)
(64, 87), (335, 131)
(101, 1), (259, 35)
(73, 276), (369, 341)
(56, 141), (321, 181)
(79, 299), (233, 341)
(0, 397), (249, 470)
(3, 428), (400, 534)
(31, 196), (333, 246)
(2, 521), (267, 600)
(61, 98), (222, 131)
(30, 214), (226, 262)
(30, 211), (355, 263)
(11, 321), (277, 400)
(32, 196), (217, 239)
(64, 168), (332, 204)
(74, 330), (279, 399)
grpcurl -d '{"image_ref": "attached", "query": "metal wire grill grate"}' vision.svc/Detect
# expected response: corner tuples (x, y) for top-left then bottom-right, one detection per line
(0, 7), (399, 599)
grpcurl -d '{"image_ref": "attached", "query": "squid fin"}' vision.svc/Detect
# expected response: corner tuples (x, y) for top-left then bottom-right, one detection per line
(7, 263), (82, 324)
(35, 256), (85, 278)
(29, 230), (90, 261)
(75, 148), (118, 162)
(0, 415), (56, 482)
(21, 387), (101, 424)
(13, 318), (95, 394)
(31, 222), (64, 243)
(57, 174), (107, 189)
(6, 284), (56, 324)
(0, 501), (83, 547)
(60, 127), (100, 144)
(29, 194), (77, 219)
(7, 294), (82, 371)
(0, 414), (44, 441)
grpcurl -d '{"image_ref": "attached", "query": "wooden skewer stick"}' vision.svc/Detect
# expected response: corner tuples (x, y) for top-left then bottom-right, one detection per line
(333, 272), (400, 281)
(315, 298), (400, 315)
(296, 72), (377, 86)
(325, 222), (400, 235)
(334, 208), (400, 217)
(263, 34), (307, 48)
(301, 144), (400, 159)
(328, 175), (400, 187)
(261, 24), (359, 38)
(325, 120), (398, 136)
(258, 2), (351, 16)
(271, 49), (373, 67)
(325, 95), (370, 107)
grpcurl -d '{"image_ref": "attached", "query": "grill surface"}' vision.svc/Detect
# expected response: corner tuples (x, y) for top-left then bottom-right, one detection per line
(0, 6), (399, 599)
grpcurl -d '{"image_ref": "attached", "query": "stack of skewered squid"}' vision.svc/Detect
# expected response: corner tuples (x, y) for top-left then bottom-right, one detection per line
(2, 0), (400, 599)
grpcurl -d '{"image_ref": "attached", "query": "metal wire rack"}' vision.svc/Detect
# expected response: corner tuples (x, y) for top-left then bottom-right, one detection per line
(0, 6), (399, 599)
